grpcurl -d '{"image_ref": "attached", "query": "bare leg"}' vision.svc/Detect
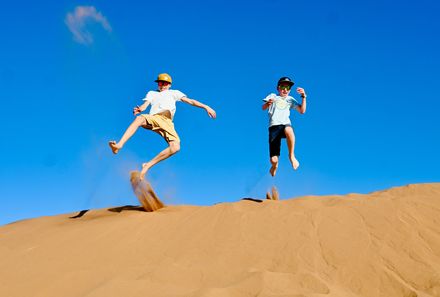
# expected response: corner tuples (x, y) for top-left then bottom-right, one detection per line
(285, 126), (299, 170)
(140, 141), (181, 180)
(109, 116), (146, 154)
(270, 155), (279, 177)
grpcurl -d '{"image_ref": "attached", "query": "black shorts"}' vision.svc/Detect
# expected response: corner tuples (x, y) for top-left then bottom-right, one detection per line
(269, 124), (292, 157)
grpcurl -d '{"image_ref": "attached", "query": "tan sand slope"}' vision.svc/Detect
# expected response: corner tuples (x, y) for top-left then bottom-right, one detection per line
(1, 183), (440, 297)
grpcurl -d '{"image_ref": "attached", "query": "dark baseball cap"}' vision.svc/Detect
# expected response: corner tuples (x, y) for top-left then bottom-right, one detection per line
(277, 77), (295, 86)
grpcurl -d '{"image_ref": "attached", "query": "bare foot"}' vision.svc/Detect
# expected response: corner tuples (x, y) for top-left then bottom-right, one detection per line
(140, 163), (150, 180)
(109, 141), (121, 154)
(290, 157), (300, 170)
(269, 164), (278, 177)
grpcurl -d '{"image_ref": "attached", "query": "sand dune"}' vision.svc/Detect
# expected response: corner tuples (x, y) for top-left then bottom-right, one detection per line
(1, 183), (440, 297)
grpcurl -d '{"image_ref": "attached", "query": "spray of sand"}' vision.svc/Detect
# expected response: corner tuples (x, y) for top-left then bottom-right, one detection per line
(130, 171), (164, 211)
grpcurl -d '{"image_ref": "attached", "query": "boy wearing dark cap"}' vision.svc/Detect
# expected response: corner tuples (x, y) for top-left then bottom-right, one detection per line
(262, 77), (307, 176)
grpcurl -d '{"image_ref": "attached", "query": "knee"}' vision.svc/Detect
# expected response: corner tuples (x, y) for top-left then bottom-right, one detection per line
(271, 156), (278, 164)
(135, 116), (145, 125)
(169, 142), (181, 154)
(285, 127), (295, 137)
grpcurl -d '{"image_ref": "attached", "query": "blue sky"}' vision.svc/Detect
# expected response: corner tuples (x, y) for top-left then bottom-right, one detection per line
(1, 0), (439, 225)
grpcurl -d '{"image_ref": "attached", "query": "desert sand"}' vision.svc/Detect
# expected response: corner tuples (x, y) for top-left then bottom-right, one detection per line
(1, 183), (440, 297)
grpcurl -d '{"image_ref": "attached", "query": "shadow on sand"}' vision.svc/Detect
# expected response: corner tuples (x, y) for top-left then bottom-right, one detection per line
(69, 205), (146, 219)
(69, 210), (90, 219)
(108, 205), (145, 213)
(241, 198), (263, 203)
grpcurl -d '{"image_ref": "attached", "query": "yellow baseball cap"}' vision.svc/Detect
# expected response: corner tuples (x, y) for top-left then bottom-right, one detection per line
(154, 73), (172, 84)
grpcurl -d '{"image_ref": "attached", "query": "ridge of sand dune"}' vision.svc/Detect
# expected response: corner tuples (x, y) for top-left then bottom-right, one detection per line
(1, 183), (440, 297)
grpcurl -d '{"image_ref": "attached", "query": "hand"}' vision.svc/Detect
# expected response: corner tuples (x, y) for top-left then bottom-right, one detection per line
(297, 87), (307, 98)
(133, 105), (142, 115)
(206, 106), (217, 119)
(267, 98), (274, 106)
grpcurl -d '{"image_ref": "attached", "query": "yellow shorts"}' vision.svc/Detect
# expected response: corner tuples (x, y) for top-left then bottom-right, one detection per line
(141, 114), (180, 143)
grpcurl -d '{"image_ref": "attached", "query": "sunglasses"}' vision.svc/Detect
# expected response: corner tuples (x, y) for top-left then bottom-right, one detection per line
(158, 81), (171, 86)
(278, 85), (291, 90)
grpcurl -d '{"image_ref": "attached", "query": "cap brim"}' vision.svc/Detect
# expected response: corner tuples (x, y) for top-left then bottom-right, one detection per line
(278, 81), (294, 86)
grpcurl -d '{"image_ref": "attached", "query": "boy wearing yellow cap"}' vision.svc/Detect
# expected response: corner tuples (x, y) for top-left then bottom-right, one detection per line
(262, 77), (307, 177)
(109, 73), (216, 180)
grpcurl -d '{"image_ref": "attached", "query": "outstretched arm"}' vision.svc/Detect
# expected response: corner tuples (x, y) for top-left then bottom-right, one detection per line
(262, 94), (276, 110)
(133, 101), (150, 115)
(181, 97), (216, 119)
(296, 87), (307, 114)
(262, 99), (274, 110)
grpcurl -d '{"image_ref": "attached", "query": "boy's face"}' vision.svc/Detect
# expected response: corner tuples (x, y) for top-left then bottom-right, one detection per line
(277, 83), (291, 97)
(158, 81), (171, 92)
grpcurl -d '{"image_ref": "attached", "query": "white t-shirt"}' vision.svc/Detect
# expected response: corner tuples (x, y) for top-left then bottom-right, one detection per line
(142, 89), (186, 117)
(263, 93), (300, 126)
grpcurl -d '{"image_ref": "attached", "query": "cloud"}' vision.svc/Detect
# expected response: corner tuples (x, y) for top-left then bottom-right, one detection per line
(65, 6), (112, 45)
